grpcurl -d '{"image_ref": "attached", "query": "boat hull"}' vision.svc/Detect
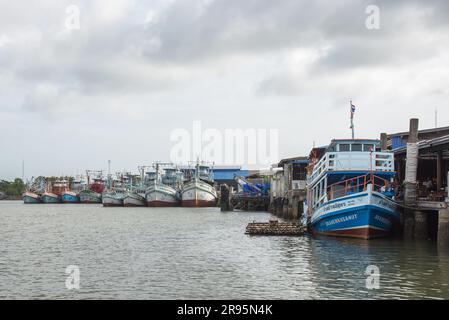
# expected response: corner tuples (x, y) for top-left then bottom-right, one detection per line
(41, 192), (60, 203)
(181, 180), (217, 207)
(146, 184), (180, 207)
(310, 188), (399, 240)
(123, 192), (146, 207)
(61, 191), (80, 203)
(23, 192), (41, 204)
(79, 190), (102, 203)
(102, 192), (124, 207)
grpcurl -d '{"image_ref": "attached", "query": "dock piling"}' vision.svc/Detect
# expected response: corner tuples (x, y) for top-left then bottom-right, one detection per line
(220, 184), (232, 212)
(438, 209), (449, 246)
(414, 210), (428, 240)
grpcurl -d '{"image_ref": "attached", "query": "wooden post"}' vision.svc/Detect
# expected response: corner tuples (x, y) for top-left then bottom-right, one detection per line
(292, 196), (299, 220)
(403, 211), (415, 239)
(404, 118), (419, 206)
(220, 184), (231, 212)
(437, 151), (443, 191)
(380, 133), (388, 151)
(403, 119), (421, 239)
(438, 208), (449, 247)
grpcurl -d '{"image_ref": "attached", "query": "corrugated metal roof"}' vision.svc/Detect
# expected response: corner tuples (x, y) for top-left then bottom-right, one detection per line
(393, 134), (449, 154)
(388, 126), (449, 138)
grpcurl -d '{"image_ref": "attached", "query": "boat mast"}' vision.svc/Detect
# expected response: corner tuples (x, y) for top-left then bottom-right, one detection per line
(350, 100), (355, 139)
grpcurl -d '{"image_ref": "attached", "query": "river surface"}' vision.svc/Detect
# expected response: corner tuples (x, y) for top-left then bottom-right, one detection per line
(1, 200), (448, 300)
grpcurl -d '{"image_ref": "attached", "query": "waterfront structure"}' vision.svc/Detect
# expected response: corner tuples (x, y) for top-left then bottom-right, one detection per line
(384, 119), (449, 245)
(306, 139), (399, 239)
(270, 157), (308, 219)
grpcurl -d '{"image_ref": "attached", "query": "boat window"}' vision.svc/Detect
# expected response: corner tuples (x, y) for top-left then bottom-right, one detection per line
(363, 144), (375, 152)
(351, 144), (362, 151)
(339, 144), (350, 152)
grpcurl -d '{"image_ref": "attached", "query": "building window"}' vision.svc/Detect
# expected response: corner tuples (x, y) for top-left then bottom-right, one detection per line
(363, 144), (375, 152)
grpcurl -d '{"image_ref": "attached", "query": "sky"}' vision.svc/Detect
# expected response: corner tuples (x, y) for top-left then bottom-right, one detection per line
(1, 0), (448, 180)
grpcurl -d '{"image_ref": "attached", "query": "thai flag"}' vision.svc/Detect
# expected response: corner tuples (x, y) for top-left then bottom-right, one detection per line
(350, 103), (356, 118)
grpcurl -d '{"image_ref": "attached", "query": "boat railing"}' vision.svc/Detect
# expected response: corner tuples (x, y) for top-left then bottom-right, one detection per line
(308, 151), (394, 185)
(327, 173), (392, 201)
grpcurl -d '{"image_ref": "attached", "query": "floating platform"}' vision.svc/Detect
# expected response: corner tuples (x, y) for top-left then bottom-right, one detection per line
(245, 220), (306, 236)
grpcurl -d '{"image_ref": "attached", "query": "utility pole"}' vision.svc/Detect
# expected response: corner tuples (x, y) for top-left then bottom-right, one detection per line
(435, 107), (438, 128)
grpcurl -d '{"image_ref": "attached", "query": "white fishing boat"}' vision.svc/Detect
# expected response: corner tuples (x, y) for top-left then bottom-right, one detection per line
(181, 162), (217, 207)
(102, 189), (125, 207)
(124, 187), (146, 207)
(102, 174), (127, 207)
(145, 163), (181, 207)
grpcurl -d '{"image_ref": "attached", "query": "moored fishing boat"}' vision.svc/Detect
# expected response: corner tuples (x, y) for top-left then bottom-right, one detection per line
(146, 163), (182, 207)
(181, 162), (217, 207)
(146, 181), (180, 207)
(102, 189), (125, 207)
(23, 191), (41, 204)
(305, 139), (399, 239)
(123, 188), (146, 207)
(61, 190), (80, 203)
(102, 173), (128, 207)
(79, 189), (102, 203)
(80, 171), (104, 203)
(23, 176), (46, 204)
(41, 179), (68, 203)
(41, 191), (60, 203)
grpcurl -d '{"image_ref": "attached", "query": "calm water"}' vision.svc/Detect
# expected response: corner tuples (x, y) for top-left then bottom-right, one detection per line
(1, 200), (448, 300)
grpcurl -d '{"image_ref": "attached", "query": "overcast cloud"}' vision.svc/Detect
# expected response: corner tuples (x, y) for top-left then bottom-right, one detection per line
(1, 0), (448, 179)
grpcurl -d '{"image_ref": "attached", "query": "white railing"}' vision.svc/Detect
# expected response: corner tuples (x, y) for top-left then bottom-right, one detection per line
(308, 151), (394, 186)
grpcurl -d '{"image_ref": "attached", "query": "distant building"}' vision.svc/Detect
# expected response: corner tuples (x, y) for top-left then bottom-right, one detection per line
(270, 156), (308, 202)
(388, 126), (449, 150)
(212, 166), (249, 188)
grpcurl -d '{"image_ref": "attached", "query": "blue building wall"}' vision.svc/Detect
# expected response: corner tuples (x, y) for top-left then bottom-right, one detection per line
(213, 169), (249, 181)
(391, 136), (406, 149)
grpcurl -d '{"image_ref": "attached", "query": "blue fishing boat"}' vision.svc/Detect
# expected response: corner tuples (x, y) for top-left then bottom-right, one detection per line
(61, 190), (80, 203)
(305, 139), (399, 239)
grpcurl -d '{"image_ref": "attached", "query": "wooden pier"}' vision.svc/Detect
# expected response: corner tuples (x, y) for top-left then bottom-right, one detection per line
(390, 118), (449, 246)
(245, 220), (306, 236)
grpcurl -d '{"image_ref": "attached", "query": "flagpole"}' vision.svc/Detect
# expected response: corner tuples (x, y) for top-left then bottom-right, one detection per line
(350, 100), (355, 139)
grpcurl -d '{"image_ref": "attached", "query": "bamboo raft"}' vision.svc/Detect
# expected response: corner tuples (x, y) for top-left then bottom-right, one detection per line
(245, 220), (306, 236)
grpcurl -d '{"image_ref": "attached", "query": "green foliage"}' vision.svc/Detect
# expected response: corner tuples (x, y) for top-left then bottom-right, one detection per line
(0, 178), (26, 197)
